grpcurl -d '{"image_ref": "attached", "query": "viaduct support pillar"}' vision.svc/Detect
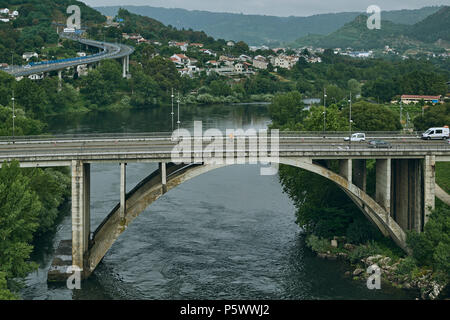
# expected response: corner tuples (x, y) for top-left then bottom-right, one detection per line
(339, 159), (352, 183)
(424, 155), (435, 225)
(71, 160), (90, 273)
(376, 159), (391, 222)
(58, 70), (62, 92)
(122, 57), (127, 78)
(120, 163), (127, 219)
(159, 162), (167, 193)
(353, 159), (367, 192)
(391, 159), (423, 232)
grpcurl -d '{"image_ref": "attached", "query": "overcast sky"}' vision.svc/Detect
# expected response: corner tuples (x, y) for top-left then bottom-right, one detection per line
(82, 0), (448, 17)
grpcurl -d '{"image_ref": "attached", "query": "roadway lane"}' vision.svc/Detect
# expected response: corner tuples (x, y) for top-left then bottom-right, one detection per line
(0, 135), (448, 159)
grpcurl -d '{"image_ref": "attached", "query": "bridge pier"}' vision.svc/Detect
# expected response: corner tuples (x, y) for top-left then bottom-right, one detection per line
(339, 159), (352, 183)
(122, 56), (129, 78)
(353, 159), (367, 192)
(58, 70), (62, 92)
(424, 155), (436, 224)
(71, 160), (91, 277)
(376, 159), (391, 220)
(120, 163), (127, 220)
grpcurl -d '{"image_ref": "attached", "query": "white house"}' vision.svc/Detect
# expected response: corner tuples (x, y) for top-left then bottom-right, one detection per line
(22, 52), (38, 61)
(170, 53), (190, 65)
(227, 41), (235, 47)
(234, 63), (244, 73)
(252, 56), (268, 70)
(0, 8), (9, 15)
(29, 73), (44, 80)
(0, 18), (9, 23)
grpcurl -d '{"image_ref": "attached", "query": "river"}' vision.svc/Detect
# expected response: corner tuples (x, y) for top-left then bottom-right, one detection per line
(20, 104), (415, 300)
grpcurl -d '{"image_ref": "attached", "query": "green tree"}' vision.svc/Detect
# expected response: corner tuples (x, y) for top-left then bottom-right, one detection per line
(268, 91), (306, 130)
(0, 161), (41, 280)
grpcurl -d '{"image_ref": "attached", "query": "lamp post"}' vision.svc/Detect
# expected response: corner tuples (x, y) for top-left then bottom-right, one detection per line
(11, 91), (15, 144)
(323, 88), (327, 137)
(177, 91), (180, 130)
(348, 92), (352, 147)
(400, 100), (403, 129)
(171, 88), (174, 131)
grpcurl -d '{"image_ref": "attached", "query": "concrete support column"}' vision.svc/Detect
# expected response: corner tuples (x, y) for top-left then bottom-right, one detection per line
(424, 155), (435, 225)
(71, 160), (90, 271)
(120, 163), (127, 219)
(58, 70), (62, 92)
(391, 159), (424, 232)
(159, 162), (167, 193)
(122, 57), (127, 78)
(376, 159), (391, 220)
(353, 159), (367, 192)
(339, 159), (352, 183)
(126, 55), (130, 73)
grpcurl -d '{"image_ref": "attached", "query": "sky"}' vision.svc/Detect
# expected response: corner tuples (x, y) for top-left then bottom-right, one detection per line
(81, 0), (448, 17)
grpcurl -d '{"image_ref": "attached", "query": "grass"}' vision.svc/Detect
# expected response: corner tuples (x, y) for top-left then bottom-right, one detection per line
(436, 162), (450, 194)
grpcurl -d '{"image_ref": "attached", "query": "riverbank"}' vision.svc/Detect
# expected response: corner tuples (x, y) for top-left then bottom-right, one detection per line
(305, 234), (449, 300)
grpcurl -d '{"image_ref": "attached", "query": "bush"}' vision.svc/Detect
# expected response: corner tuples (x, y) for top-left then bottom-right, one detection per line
(396, 256), (418, 276)
(346, 218), (382, 244)
(306, 235), (332, 253)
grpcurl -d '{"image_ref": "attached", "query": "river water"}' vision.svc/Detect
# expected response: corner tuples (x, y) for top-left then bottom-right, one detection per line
(21, 104), (415, 300)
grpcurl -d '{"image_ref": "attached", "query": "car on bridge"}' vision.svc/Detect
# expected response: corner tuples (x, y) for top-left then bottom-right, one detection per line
(344, 133), (365, 142)
(368, 139), (392, 149)
(421, 127), (449, 140)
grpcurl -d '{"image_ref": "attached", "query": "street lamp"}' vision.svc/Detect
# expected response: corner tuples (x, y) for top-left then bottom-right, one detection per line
(11, 91), (16, 144)
(323, 88), (327, 137)
(348, 92), (352, 146)
(177, 91), (181, 130)
(171, 88), (174, 131)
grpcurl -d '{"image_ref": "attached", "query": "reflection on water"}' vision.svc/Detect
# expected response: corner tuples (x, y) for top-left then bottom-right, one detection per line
(22, 105), (416, 300)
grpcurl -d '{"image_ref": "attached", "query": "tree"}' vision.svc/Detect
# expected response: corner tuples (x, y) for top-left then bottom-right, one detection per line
(413, 103), (450, 131)
(0, 161), (41, 280)
(407, 206), (450, 278)
(268, 91), (306, 130)
(345, 101), (402, 131)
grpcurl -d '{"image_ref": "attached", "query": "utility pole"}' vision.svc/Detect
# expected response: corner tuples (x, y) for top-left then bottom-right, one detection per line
(323, 87), (327, 137)
(400, 100), (403, 129)
(171, 88), (175, 131)
(177, 91), (180, 130)
(11, 91), (15, 144)
(349, 92), (352, 147)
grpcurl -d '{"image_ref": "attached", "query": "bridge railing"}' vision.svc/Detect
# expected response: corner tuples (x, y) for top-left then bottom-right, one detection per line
(0, 131), (427, 143)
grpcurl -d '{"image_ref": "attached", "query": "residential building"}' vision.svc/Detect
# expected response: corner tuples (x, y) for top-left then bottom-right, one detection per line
(400, 95), (442, 105)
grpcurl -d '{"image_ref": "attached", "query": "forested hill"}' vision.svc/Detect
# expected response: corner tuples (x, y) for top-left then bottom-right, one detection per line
(407, 6), (450, 43)
(115, 8), (218, 46)
(0, 0), (105, 61)
(291, 6), (450, 50)
(95, 5), (442, 46)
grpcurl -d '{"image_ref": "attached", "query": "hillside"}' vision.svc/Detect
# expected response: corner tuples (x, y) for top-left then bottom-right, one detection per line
(95, 5), (442, 46)
(291, 7), (450, 51)
(407, 6), (450, 43)
(0, 0), (105, 62)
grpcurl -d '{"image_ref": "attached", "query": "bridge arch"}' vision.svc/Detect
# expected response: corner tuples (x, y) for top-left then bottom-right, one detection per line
(86, 158), (407, 275)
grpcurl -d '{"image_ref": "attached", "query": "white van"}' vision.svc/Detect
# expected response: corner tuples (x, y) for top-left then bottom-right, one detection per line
(421, 127), (449, 140)
(344, 133), (366, 142)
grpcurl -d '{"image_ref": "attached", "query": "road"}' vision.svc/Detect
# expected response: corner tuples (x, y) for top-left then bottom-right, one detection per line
(3, 34), (134, 78)
(0, 133), (448, 164)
